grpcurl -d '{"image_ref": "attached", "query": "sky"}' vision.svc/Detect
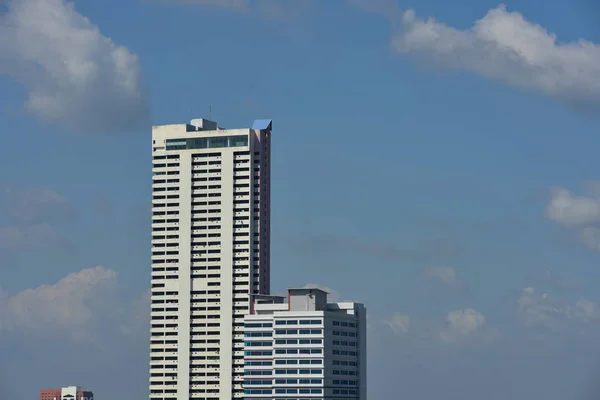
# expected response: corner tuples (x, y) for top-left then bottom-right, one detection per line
(1, 0), (600, 399)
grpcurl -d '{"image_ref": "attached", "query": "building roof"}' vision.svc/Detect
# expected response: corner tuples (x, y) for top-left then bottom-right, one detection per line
(288, 288), (329, 295)
(252, 119), (272, 130)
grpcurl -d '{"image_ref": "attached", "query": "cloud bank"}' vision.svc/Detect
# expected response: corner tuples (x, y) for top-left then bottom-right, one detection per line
(440, 308), (486, 342)
(386, 313), (410, 334)
(546, 183), (600, 251)
(518, 287), (600, 330)
(393, 4), (600, 115)
(0, 0), (148, 132)
(0, 266), (118, 340)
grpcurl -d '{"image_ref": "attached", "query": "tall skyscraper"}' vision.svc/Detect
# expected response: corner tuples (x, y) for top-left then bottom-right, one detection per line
(243, 288), (367, 400)
(150, 118), (273, 400)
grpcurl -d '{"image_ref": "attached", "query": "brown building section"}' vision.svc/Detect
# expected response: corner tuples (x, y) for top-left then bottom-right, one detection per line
(39, 389), (94, 400)
(40, 389), (61, 400)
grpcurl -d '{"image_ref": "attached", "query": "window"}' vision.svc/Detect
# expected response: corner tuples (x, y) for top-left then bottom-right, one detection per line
(166, 135), (248, 151)
(299, 319), (321, 325)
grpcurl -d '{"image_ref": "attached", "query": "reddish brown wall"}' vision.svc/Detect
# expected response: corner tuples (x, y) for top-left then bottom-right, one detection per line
(39, 389), (61, 400)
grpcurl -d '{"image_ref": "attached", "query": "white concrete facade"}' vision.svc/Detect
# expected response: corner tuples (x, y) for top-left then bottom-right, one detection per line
(150, 119), (273, 400)
(243, 289), (367, 400)
(61, 387), (90, 400)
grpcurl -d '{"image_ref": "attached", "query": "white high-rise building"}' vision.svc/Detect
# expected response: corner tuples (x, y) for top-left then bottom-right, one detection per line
(243, 288), (367, 400)
(150, 118), (273, 400)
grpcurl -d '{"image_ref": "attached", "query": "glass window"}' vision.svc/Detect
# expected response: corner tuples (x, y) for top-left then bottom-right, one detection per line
(188, 138), (207, 149)
(208, 137), (227, 148)
(228, 135), (248, 147)
(166, 134), (249, 151)
(165, 140), (186, 150)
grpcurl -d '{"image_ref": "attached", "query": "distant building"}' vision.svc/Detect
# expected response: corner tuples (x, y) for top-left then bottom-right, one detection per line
(39, 386), (93, 400)
(243, 288), (367, 399)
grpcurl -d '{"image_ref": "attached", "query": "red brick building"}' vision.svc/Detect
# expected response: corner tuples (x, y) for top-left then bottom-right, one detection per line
(40, 386), (93, 400)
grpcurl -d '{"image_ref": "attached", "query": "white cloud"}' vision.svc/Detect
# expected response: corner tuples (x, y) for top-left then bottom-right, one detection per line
(517, 287), (600, 329)
(303, 283), (340, 302)
(393, 4), (600, 114)
(0, 266), (118, 340)
(547, 187), (600, 227)
(569, 298), (600, 321)
(0, 0), (148, 132)
(517, 287), (563, 329)
(440, 308), (485, 342)
(386, 313), (410, 334)
(545, 185), (600, 251)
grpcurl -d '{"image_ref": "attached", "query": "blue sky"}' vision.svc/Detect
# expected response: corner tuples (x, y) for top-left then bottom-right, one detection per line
(1, 0), (600, 399)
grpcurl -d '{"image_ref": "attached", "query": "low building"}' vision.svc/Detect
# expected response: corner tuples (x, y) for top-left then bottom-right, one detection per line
(243, 288), (367, 399)
(39, 386), (93, 400)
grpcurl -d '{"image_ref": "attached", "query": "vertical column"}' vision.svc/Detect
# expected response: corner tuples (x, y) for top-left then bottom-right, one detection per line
(358, 306), (368, 400)
(262, 129), (271, 295)
(219, 149), (235, 400)
(176, 151), (192, 400)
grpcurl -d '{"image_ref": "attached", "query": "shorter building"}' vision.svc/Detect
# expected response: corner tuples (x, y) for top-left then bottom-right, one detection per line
(40, 386), (93, 400)
(243, 288), (367, 399)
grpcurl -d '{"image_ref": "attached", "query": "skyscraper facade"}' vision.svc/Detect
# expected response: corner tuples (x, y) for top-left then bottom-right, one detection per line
(150, 118), (273, 400)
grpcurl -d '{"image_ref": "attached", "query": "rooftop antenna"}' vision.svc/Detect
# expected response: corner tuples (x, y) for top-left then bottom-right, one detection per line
(209, 105), (212, 120)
